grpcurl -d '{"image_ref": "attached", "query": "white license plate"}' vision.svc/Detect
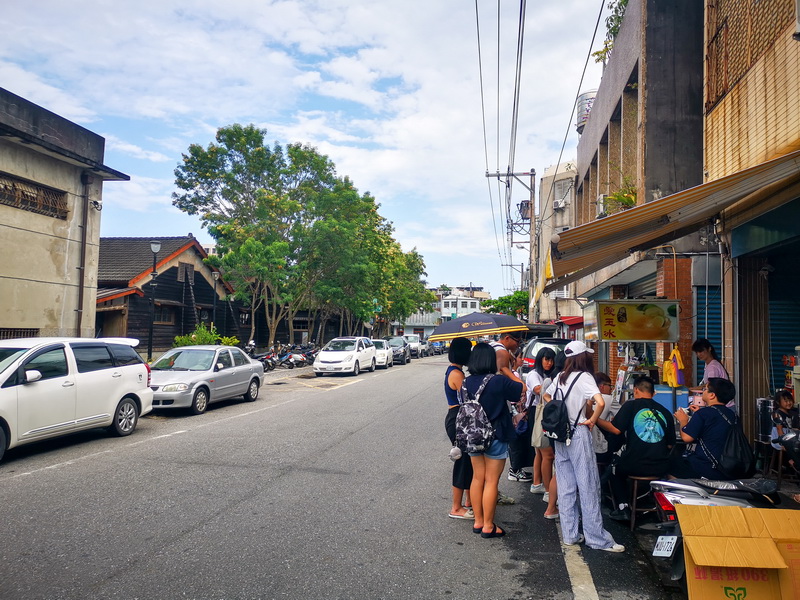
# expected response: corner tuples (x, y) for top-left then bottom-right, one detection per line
(325, 366), (335, 371)
(652, 535), (678, 557)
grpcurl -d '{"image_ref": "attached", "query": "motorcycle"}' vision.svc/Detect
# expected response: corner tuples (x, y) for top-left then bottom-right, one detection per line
(245, 341), (275, 371)
(275, 347), (296, 369)
(649, 477), (781, 587)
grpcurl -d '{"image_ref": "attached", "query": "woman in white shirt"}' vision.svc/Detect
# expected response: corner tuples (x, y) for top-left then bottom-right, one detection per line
(543, 341), (624, 552)
(526, 347), (559, 519)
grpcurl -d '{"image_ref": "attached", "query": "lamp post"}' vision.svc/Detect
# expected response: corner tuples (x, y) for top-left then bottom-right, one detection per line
(147, 240), (161, 361)
(212, 271), (219, 330)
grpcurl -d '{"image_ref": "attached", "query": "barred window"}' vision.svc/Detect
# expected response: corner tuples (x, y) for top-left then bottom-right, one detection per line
(0, 172), (68, 220)
(0, 328), (40, 340)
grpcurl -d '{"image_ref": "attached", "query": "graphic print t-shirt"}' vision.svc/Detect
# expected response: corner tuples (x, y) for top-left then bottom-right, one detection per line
(612, 398), (676, 474)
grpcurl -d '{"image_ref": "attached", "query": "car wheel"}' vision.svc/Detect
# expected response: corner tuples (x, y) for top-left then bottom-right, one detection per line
(244, 379), (259, 402)
(0, 426), (7, 463)
(191, 388), (209, 415)
(315, 372), (324, 377)
(387, 358), (393, 368)
(353, 361), (360, 376)
(369, 359), (376, 372)
(108, 397), (139, 436)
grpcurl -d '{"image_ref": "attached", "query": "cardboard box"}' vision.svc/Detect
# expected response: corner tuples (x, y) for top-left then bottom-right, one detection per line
(676, 504), (800, 599)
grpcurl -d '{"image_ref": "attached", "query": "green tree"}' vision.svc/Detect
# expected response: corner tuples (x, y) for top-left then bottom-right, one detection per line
(482, 290), (529, 320)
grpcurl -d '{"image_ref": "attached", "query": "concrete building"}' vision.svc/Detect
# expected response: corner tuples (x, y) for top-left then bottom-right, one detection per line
(543, 0), (800, 439)
(0, 88), (128, 339)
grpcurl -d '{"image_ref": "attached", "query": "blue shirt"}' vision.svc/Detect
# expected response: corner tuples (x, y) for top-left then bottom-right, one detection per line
(683, 404), (735, 479)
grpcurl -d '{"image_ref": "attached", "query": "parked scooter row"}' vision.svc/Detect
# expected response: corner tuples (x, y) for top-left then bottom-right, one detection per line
(244, 341), (319, 371)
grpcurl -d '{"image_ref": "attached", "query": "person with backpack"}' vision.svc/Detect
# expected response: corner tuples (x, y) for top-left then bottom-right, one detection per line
(542, 341), (625, 552)
(460, 342), (523, 538)
(671, 377), (740, 479)
(596, 376), (675, 521)
(444, 337), (475, 520)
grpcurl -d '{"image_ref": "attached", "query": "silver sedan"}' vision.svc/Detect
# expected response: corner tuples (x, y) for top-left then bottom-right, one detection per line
(149, 345), (264, 415)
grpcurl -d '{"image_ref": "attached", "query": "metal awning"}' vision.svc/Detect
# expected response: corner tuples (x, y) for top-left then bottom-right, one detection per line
(547, 150), (800, 286)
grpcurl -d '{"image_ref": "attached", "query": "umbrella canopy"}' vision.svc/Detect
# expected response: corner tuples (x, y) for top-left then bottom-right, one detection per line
(428, 312), (528, 342)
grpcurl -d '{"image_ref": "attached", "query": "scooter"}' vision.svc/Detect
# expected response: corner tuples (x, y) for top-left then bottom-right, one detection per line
(649, 477), (781, 586)
(275, 348), (295, 369)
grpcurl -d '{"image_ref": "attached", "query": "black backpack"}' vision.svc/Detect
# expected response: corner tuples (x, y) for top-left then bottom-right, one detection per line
(455, 375), (495, 453)
(700, 405), (756, 479)
(541, 373), (584, 445)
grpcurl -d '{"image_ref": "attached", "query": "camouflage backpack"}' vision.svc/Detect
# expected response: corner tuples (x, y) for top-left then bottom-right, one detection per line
(455, 374), (495, 453)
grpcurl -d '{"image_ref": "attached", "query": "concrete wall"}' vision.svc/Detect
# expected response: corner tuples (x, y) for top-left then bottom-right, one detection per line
(0, 90), (116, 338)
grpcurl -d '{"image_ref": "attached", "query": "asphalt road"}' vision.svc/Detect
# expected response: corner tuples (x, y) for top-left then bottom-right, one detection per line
(0, 356), (685, 600)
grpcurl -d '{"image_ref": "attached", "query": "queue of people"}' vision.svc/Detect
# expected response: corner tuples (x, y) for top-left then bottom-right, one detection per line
(443, 334), (799, 547)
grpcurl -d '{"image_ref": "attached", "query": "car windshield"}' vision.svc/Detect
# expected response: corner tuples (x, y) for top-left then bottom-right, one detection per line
(0, 348), (27, 374)
(152, 349), (216, 371)
(386, 337), (404, 347)
(372, 340), (386, 349)
(404, 335), (419, 342)
(324, 340), (356, 352)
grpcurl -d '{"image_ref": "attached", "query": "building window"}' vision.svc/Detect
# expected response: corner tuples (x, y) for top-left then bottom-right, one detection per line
(0, 327), (39, 340)
(550, 286), (569, 299)
(240, 312), (251, 327)
(470, 302), (477, 309)
(554, 178), (573, 204)
(154, 305), (175, 324)
(0, 172), (68, 220)
(461, 301), (468, 308)
(177, 263), (194, 283)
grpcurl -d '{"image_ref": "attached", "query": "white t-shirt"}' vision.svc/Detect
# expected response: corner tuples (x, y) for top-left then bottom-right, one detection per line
(525, 370), (547, 407)
(544, 372), (601, 424)
(592, 393), (620, 453)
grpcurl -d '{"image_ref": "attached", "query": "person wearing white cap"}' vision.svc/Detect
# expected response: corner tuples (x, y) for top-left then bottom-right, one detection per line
(543, 340), (625, 553)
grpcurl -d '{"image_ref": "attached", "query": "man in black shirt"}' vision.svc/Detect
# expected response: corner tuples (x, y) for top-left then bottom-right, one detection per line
(597, 376), (675, 521)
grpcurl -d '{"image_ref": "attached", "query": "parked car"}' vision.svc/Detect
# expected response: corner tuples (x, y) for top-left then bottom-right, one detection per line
(0, 337), (154, 463)
(150, 345), (264, 415)
(403, 334), (422, 358)
(431, 341), (444, 355)
(371, 339), (394, 369)
(520, 338), (572, 374)
(313, 336), (376, 377)
(385, 336), (411, 365)
(418, 337), (431, 357)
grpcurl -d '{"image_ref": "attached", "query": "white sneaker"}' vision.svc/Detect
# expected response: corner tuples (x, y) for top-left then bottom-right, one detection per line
(601, 543), (626, 553)
(563, 535), (584, 546)
(529, 483), (545, 494)
(542, 492), (550, 502)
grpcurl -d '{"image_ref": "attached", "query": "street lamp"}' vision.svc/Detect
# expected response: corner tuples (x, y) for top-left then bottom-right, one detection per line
(212, 271), (219, 330)
(147, 240), (161, 361)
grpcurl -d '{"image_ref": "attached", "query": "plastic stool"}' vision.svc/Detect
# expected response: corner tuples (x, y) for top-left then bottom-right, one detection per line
(628, 475), (659, 531)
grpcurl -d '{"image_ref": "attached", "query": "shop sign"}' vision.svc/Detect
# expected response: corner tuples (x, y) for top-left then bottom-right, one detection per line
(583, 300), (679, 342)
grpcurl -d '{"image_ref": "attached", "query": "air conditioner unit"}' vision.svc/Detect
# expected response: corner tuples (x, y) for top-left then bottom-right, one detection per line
(553, 199), (567, 210)
(596, 194), (608, 216)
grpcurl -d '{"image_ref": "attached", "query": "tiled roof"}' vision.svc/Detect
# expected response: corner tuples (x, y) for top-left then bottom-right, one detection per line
(97, 287), (142, 301)
(98, 236), (204, 284)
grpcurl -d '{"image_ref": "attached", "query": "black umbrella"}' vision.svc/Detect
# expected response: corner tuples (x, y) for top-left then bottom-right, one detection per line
(428, 312), (528, 342)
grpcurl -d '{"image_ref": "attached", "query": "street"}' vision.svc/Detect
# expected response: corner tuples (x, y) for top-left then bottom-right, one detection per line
(0, 357), (682, 600)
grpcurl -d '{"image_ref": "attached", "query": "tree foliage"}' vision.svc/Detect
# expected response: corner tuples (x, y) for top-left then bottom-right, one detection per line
(482, 290), (529, 320)
(173, 124), (432, 344)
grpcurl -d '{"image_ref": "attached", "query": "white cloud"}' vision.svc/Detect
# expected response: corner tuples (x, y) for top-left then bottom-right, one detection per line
(0, 0), (607, 298)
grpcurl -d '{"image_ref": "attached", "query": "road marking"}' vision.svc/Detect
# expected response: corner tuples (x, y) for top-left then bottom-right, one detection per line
(556, 521), (600, 600)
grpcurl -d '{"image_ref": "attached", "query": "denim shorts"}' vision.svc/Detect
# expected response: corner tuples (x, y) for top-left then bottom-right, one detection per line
(469, 439), (509, 460)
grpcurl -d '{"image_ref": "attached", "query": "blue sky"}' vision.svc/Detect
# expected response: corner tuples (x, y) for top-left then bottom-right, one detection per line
(1, 0), (607, 299)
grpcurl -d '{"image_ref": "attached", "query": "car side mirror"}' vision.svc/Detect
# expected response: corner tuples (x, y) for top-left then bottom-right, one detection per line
(24, 369), (43, 384)
(215, 362), (224, 371)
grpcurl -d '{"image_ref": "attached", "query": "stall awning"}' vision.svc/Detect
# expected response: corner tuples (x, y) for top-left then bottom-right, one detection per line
(557, 316), (584, 326)
(548, 150), (800, 284)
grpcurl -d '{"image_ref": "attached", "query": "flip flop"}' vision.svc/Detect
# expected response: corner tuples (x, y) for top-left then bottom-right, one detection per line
(480, 524), (506, 538)
(449, 509), (474, 520)
(472, 526), (482, 534)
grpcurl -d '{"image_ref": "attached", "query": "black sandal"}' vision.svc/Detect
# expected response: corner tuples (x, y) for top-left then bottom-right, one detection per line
(480, 524), (506, 538)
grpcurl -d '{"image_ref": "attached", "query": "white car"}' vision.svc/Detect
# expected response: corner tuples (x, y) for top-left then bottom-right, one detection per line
(0, 337), (154, 463)
(371, 339), (394, 369)
(403, 334), (422, 358)
(313, 336), (376, 376)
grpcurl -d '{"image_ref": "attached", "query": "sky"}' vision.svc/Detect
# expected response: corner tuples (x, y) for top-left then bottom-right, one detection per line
(1, 0), (609, 299)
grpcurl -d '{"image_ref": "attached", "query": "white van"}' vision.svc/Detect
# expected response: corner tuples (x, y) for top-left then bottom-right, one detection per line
(0, 338), (154, 462)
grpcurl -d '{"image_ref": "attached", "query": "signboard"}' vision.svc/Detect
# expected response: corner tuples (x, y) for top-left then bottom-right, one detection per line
(583, 300), (679, 342)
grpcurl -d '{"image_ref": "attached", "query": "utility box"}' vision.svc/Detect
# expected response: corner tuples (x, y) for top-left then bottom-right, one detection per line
(677, 504), (800, 599)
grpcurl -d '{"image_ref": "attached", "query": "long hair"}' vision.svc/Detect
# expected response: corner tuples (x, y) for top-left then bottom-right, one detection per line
(534, 347), (557, 378)
(692, 338), (719, 361)
(558, 352), (595, 385)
